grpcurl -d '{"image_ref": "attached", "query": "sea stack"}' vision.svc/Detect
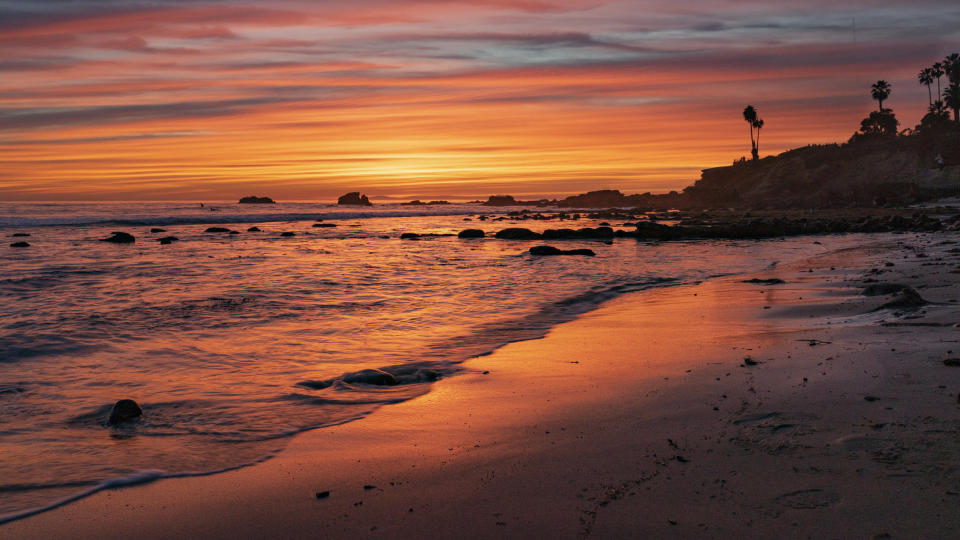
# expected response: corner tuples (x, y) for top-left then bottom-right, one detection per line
(238, 196), (275, 204)
(337, 192), (372, 206)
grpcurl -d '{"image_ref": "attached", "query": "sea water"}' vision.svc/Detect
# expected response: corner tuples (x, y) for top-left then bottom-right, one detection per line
(0, 201), (858, 521)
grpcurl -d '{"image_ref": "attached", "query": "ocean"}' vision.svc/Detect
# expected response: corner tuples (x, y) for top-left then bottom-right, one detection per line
(0, 201), (861, 521)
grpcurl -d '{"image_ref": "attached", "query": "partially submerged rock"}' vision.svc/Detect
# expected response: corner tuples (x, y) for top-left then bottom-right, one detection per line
(12, 233), (31, 237)
(742, 278), (786, 285)
(100, 232), (135, 243)
(108, 399), (142, 425)
(205, 227), (231, 233)
(876, 287), (929, 311)
(247, 226), (261, 232)
(238, 196), (275, 204)
(529, 246), (596, 256)
(495, 228), (541, 240)
(400, 233), (420, 240)
(861, 283), (909, 296)
(280, 232), (296, 237)
(157, 236), (179, 245)
(10, 241), (30, 248)
(313, 223), (337, 228)
(458, 229), (485, 238)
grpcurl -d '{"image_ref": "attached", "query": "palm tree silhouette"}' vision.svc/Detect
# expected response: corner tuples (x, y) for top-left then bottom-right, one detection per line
(870, 80), (891, 112)
(752, 118), (764, 160)
(743, 105), (758, 160)
(932, 62), (945, 97)
(918, 68), (934, 106)
(945, 83), (960, 123)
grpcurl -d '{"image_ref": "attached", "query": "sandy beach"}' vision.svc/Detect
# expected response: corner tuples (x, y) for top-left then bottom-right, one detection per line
(5, 232), (960, 539)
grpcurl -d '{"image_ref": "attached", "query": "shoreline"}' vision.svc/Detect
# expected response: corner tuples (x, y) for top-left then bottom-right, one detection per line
(5, 232), (960, 538)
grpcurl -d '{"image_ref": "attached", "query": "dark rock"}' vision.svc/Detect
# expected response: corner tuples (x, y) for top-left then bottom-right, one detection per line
(10, 241), (30, 248)
(313, 223), (337, 228)
(944, 358), (960, 367)
(229, 230), (240, 235)
(861, 283), (909, 296)
(343, 369), (397, 386)
(108, 399), (142, 425)
(150, 228), (167, 233)
(100, 232), (135, 243)
(247, 227), (261, 232)
(400, 233), (420, 240)
(458, 229), (485, 239)
(337, 192), (372, 206)
(205, 227), (230, 233)
(483, 195), (518, 206)
(12, 233), (31, 237)
(529, 246), (596, 256)
(280, 232), (296, 237)
(742, 278), (786, 285)
(315, 491), (330, 499)
(238, 196), (275, 204)
(876, 287), (929, 311)
(495, 228), (541, 240)
(157, 236), (179, 244)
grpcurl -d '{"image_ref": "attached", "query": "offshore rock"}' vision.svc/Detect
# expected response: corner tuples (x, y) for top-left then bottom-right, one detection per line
(205, 227), (231, 233)
(458, 229), (485, 238)
(100, 232), (135, 243)
(10, 241), (30, 247)
(529, 246), (596, 256)
(108, 399), (142, 425)
(495, 228), (541, 240)
(337, 192), (372, 206)
(238, 196), (275, 204)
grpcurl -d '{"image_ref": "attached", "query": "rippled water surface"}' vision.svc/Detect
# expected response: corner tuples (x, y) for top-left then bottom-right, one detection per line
(0, 201), (859, 520)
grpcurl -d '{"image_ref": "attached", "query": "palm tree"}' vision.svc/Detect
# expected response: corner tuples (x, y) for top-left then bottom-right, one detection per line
(945, 53), (960, 78)
(752, 118), (764, 159)
(870, 80), (891, 111)
(743, 105), (758, 160)
(918, 68), (934, 105)
(932, 62), (945, 97)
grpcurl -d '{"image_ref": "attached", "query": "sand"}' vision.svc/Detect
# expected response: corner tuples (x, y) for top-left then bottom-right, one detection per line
(4, 232), (960, 539)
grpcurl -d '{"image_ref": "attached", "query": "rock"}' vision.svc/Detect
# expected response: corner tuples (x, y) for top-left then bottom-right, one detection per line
(316, 491), (331, 499)
(12, 233), (30, 237)
(877, 287), (929, 311)
(100, 232), (135, 243)
(482, 195), (518, 206)
(108, 399), (142, 425)
(229, 230), (240, 235)
(150, 228), (167, 233)
(742, 278), (786, 285)
(337, 192), (372, 206)
(861, 283), (909, 296)
(343, 369), (397, 386)
(495, 228), (541, 240)
(247, 227), (261, 232)
(205, 227), (231, 233)
(400, 233), (420, 240)
(458, 229), (485, 238)
(529, 246), (596, 256)
(944, 358), (960, 367)
(313, 223), (337, 228)
(280, 232), (296, 237)
(157, 236), (179, 244)
(10, 241), (30, 247)
(238, 196), (275, 204)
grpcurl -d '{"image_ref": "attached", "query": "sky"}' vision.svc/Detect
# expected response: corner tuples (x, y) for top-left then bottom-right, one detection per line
(0, 1), (958, 201)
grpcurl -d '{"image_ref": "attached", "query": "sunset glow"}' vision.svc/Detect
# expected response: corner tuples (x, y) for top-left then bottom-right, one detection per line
(1, 0), (958, 200)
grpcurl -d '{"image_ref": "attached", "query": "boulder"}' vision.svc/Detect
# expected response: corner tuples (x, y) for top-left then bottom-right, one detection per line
(495, 228), (541, 240)
(458, 229), (485, 239)
(343, 369), (397, 386)
(12, 233), (31, 237)
(150, 228), (166, 233)
(157, 236), (179, 245)
(482, 195), (518, 206)
(238, 196), (275, 204)
(247, 227), (261, 232)
(861, 283), (909, 296)
(280, 232), (296, 237)
(108, 399), (142, 425)
(205, 227), (230, 233)
(742, 278), (786, 285)
(100, 232), (135, 243)
(400, 233), (420, 239)
(876, 287), (929, 311)
(313, 223), (337, 228)
(529, 246), (596, 256)
(337, 192), (372, 206)
(10, 241), (30, 248)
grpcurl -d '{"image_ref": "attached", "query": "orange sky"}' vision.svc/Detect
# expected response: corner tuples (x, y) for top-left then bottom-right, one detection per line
(0, 1), (957, 201)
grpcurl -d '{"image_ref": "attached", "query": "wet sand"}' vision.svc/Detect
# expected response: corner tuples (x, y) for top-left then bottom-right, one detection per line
(6, 233), (960, 538)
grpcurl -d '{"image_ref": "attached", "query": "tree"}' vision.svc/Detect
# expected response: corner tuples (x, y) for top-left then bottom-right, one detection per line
(752, 118), (764, 159)
(870, 80), (891, 111)
(743, 105), (758, 160)
(858, 110), (899, 137)
(919, 100), (950, 132)
(932, 62), (945, 97)
(945, 83), (960, 123)
(918, 68), (934, 105)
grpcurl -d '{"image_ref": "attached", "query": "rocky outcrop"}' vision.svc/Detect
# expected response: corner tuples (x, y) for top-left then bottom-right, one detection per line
(100, 232), (135, 243)
(238, 196), (275, 204)
(247, 226), (261, 232)
(10, 241), (30, 247)
(400, 233), (420, 239)
(157, 236), (179, 244)
(337, 192), (372, 206)
(458, 229), (485, 238)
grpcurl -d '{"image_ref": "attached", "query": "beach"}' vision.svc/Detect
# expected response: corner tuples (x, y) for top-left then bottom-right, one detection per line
(5, 231), (959, 538)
